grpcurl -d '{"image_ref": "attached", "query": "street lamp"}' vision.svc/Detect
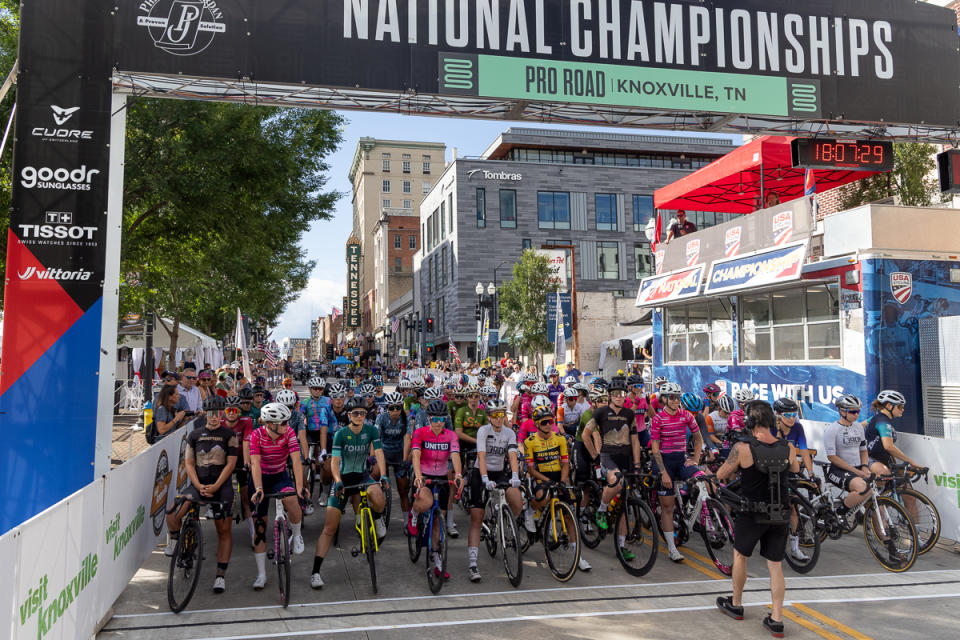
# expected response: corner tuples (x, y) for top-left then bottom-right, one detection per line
(486, 282), (499, 361)
(475, 282), (484, 296)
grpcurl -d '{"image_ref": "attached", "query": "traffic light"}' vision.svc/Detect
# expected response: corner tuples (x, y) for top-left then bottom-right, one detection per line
(426, 317), (434, 332)
(475, 305), (481, 321)
(417, 320), (423, 333)
(426, 344), (434, 356)
(326, 344), (334, 360)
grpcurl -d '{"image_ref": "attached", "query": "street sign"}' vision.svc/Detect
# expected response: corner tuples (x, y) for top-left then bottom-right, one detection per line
(489, 329), (499, 347)
(546, 293), (573, 343)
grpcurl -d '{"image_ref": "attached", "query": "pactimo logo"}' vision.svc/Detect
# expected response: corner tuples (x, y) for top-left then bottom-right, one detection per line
(18, 266), (93, 281)
(20, 165), (99, 191)
(32, 105), (94, 142)
(137, 0), (226, 57)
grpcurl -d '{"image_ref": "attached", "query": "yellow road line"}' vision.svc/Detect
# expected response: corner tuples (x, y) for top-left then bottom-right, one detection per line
(780, 608), (845, 640)
(793, 603), (874, 640)
(657, 544), (725, 580)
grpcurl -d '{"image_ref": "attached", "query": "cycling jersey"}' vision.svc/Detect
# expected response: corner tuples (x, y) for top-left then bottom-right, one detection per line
(650, 408), (698, 454)
(224, 416), (254, 444)
(771, 421), (808, 450)
(185, 426), (240, 485)
(576, 408), (593, 442)
(728, 408), (745, 431)
(331, 423), (382, 475)
(708, 411), (727, 438)
(330, 408), (350, 436)
(557, 402), (586, 437)
(518, 394), (533, 422)
(287, 410), (306, 435)
(476, 424), (517, 473)
(524, 432), (568, 481)
(517, 417), (560, 444)
(625, 395), (650, 434)
(865, 414), (897, 465)
(249, 426), (300, 475)
(455, 405), (487, 439)
(547, 383), (565, 407)
(375, 412), (409, 456)
(301, 397), (333, 433)
(823, 420), (866, 468)
(447, 400), (466, 419)
(411, 426), (460, 476)
(592, 405), (637, 457)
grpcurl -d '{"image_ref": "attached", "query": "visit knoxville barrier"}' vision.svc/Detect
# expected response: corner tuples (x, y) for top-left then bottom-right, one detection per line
(0, 426), (188, 640)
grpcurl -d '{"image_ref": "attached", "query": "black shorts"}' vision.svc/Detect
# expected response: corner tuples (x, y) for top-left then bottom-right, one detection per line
(827, 464), (867, 491)
(653, 452), (704, 497)
(305, 429), (325, 446)
(468, 468), (508, 509)
(574, 441), (594, 484)
(733, 515), (788, 562)
(422, 474), (451, 508)
(600, 451), (633, 473)
(328, 472), (376, 512)
(179, 482), (234, 520)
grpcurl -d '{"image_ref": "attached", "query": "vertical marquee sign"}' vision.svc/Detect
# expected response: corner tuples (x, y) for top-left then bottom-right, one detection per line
(346, 236), (361, 329)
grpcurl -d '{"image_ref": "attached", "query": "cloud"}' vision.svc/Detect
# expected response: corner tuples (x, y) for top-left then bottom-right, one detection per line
(272, 277), (344, 341)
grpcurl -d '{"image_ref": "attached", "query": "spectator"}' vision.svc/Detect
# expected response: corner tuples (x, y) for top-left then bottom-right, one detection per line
(178, 365), (203, 413)
(666, 210), (697, 243)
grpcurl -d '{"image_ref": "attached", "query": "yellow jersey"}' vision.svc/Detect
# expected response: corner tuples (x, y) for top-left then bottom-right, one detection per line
(524, 432), (568, 480)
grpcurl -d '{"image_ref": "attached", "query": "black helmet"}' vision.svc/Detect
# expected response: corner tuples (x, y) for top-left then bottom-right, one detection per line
(203, 395), (226, 411)
(532, 405), (554, 422)
(224, 395), (242, 408)
(592, 377), (609, 389)
(238, 388), (254, 401)
(608, 376), (628, 392)
(626, 374), (644, 386)
(426, 399), (449, 417)
(344, 399), (363, 412)
(252, 385), (266, 395)
(773, 397), (800, 414)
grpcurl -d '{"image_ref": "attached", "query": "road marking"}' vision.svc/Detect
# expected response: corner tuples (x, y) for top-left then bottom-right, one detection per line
(793, 603), (874, 640)
(781, 608), (844, 640)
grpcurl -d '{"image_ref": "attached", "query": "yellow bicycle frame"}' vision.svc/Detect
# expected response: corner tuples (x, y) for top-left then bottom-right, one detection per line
(353, 486), (380, 554)
(544, 493), (570, 544)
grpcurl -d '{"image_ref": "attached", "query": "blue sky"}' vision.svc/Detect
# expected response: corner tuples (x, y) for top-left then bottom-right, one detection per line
(271, 110), (737, 341)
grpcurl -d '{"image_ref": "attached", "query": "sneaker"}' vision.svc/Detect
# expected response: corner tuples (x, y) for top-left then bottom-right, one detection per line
(581, 521), (595, 535)
(523, 511), (537, 533)
(619, 547), (635, 562)
(303, 503), (315, 516)
(788, 545), (809, 562)
(164, 535), (178, 557)
(310, 573), (324, 589)
(447, 520), (459, 538)
(407, 514), (419, 537)
(668, 547), (685, 562)
(762, 614), (785, 638)
(595, 511), (609, 531)
(468, 565), (481, 582)
(292, 534), (305, 555)
(374, 517), (387, 540)
(578, 556), (592, 572)
(716, 595), (744, 621)
(252, 574), (266, 590)
(213, 576), (226, 593)
(433, 567), (451, 580)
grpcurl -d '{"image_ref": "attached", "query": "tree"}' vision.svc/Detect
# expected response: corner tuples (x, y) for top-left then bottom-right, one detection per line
(840, 143), (941, 209)
(497, 250), (559, 368)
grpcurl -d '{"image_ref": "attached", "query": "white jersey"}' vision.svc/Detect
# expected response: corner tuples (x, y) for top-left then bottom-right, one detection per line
(476, 424), (518, 473)
(823, 420), (867, 468)
(708, 411), (727, 437)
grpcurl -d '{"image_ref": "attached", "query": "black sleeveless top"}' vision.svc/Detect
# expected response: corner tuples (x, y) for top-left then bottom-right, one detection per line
(738, 437), (790, 504)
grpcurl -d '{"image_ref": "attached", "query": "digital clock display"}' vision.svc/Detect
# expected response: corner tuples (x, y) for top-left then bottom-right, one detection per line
(791, 138), (894, 172)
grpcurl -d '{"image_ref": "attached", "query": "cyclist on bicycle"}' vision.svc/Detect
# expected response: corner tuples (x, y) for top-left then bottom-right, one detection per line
(467, 399), (524, 581)
(647, 376), (669, 413)
(165, 396), (239, 593)
(277, 389), (311, 515)
(865, 390), (923, 475)
(557, 387), (586, 439)
(518, 395), (560, 450)
(770, 397), (814, 563)
(310, 399), (388, 589)
(546, 369), (565, 407)
(727, 387), (755, 436)
(707, 395), (735, 455)
(455, 384), (488, 454)
(249, 402), (308, 590)
(374, 392), (414, 530)
(649, 382), (705, 562)
(525, 404), (591, 571)
(681, 393), (717, 461)
(702, 383), (722, 415)
(224, 395), (256, 545)
(410, 399), (464, 579)
(625, 375), (654, 447)
(447, 384), (468, 422)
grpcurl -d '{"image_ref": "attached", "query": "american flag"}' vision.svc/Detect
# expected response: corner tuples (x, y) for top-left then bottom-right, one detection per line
(331, 306), (342, 320)
(391, 315), (401, 333)
(265, 349), (278, 368)
(448, 338), (461, 363)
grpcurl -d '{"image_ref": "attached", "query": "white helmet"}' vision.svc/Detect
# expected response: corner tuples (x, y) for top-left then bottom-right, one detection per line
(563, 375), (577, 385)
(523, 373), (538, 383)
(384, 391), (403, 405)
(732, 387), (755, 404)
(424, 387), (444, 401)
(562, 387), (579, 398)
(481, 385), (497, 397)
(531, 395), (552, 409)
(307, 377), (324, 388)
(398, 378), (412, 390)
(659, 382), (682, 396)
(531, 381), (549, 394)
(276, 389), (298, 407)
(260, 402), (291, 423)
(876, 389), (906, 406)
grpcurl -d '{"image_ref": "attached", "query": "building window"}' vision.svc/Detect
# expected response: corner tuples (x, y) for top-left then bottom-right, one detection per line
(632, 195), (654, 232)
(441, 202), (446, 237)
(423, 155), (431, 173)
(394, 257), (402, 272)
(403, 180), (412, 194)
(476, 188), (486, 228)
(381, 153), (391, 172)
(739, 282), (841, 362)
(447, 194), (454, 231)
(441, 246), (448, 285)
(382, 180), (391, 193)
(664, 299), (734, 363)
(422, 181), (431, 194)
(428, 212), (435, 248)
(432, 208), (440, 248)
(382, 199), (391, 208)
(403, 199), (412, 209)
(595, 193), (617, 231)
(409, 235), (416, 249)
(597, 241), (619, 279)
(522, 238), (532, 250)
(499, 189), (517, 228)
(394, 234), (401, 249)
(634, 244), (653, 279)
(402, 153), (411, 173)
(537, 191), (571, 230)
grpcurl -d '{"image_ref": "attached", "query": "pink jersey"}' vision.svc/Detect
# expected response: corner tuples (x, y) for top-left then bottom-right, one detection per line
(519, 395), (533, 421)
(625, 395), (649, 432)
(650, 409), (698, 454)
(728, 409), (745, 431)
(249, 426), (300, 474)
(411, 426), (460, 476)
(517, 418), (561, 444)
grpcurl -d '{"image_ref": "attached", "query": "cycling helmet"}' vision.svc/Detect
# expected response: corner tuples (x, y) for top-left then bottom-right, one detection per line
(238, 388), (254, 401)
(276, 389), (298, 407)
(659, 381), (682, 397)
(424, 387), (444, 401)
(464, 383), (481, 395)
(531, 381), (549, 394)
(254, 375), (266, 385)
(384, 391), (403, 405)
(563, 375), (577, 385)
(532, 405), (555, 422)
(481, 385), (497, 397)
(627, 374), (644, 386)
(424, 373), (435, 383)
(328, 383), (347, 398)
(562, 387), (579, 399)
(876, 389), (906, 406)
(547, 367), (559, 376)
(224, 395), (242, 408)
(835, 393), (862, 412)
(702, 383), (721, 395)
(359, 384), (376, 397)
(680, 392), (703, 412)
(444, 377), (457, 389)
(398, 378), (412, 390)
(654, 376), (668, 386)
(531, 395), (552, 409)
(307, 376), (324, 388)
(607, 377), (628, 392)
(717, 395), (736, 413)
(493, 374), (505, 384)
(426, 399), (449, 417)
(732, 387), (755, 404)
(344, 399), (363, 412)
(203, 395), (226, 411)
(573, 382), (590, 392)
(591, 377), (609, 389)
(259, 402), (291, 423)
(252, 385), (266, 396)
(523, 373), (538, 383)
(517, 383), (529, 395)
(589, 388), (609, 401)
(773, 397), (800, 414)
(486, 399), (507, 412)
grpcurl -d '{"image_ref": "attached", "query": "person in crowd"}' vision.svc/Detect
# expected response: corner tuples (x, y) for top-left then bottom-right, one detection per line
(666, 210), (697, 243)
(177, 364), (203, 414)
(197, 370), (215, 403)
(155, 385), (188, 440)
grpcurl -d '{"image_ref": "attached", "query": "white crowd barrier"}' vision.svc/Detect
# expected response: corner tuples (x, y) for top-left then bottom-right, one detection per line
(1, 425), (190, 640)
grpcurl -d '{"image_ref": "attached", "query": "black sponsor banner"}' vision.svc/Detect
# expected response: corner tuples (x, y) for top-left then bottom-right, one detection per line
(115, 0), (960, 128)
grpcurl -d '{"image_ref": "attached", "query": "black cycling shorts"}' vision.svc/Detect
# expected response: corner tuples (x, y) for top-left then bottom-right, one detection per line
(421, 474), (451, 508)
(733, 515), (788, 562)
(178, 483), (234, 520)
(826, 464), (867, 491)
(467, 468), (508, 509)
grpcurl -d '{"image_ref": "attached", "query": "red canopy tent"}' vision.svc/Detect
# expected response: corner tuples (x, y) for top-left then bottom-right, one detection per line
(654, 136), (883, 214)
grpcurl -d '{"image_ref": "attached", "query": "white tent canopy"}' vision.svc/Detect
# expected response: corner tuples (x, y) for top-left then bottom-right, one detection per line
(119, 317), (218, 350)
(598, 328), (653, 377)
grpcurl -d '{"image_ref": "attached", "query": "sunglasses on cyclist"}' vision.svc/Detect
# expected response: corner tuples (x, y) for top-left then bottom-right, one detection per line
(387, 405), (402, 411)
(488, 410), (506, 419)
(536, 418), (555, 426)
(224, 407), (239, 414)
(467, 394), (480, 399)
(330, 393), (346, 399)
(349, 410), (367, 418)
(609, 390), (626, 398)
(205, 410), (220, 418)
(779, 412), (798, 419)
(845, 409), (861, 415)
(429, 416), (446, 423)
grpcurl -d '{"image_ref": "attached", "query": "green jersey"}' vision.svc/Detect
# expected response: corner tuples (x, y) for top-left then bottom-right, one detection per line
(576, 408), (594, 442)
(447, 400), (466, 419)
(331, 423), (382, 475)
(455, 405), (487, 439)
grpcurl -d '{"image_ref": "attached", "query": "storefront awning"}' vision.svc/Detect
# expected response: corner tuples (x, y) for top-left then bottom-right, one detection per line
(654, 136), (882, 214)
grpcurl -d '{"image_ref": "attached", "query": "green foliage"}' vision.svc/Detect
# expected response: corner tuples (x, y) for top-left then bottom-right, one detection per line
(840, 143), (940, 209)
(497, 250), (559, 364)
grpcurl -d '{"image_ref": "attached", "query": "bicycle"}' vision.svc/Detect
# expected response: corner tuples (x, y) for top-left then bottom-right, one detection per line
(518, 482), (581, 582)
(883, 463), (940, 555)
(662, 475), (736, 575)
(479, 480), (523, 587)
(166, 496), (225, 613)
(579, 470), (658, 576)
(343, 482), (384, 593)
(255, 491), (296, 607)
(408, 478), (460, 594)
(782, 473), (822, 574)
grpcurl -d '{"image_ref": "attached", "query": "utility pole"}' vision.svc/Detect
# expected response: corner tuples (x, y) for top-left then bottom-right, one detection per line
(540, 244), (579, 369)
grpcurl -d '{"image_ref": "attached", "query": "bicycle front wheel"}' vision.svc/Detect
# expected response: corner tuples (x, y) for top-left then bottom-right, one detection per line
(785, 500), (821, 574)
(484, 501), (498, 557)
(864, 496), (917, 573)
(408, 512), (422, 563)
(899, 488), (940, 555)
(543, 501), (580, 582)
(614, 500), (658, 577)
(167, 519), (203, 613)
(277, 519), (291, 607)
(500, 504), (523, 587)
(362, 509), (378, 594)
(382, 480), (393, 535)
(426, 510), (447, 594)
(700, 498), (735, 576)
(578, 481), (604, 549)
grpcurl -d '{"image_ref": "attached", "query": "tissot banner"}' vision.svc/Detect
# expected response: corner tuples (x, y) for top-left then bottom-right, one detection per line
(115, 0), (960, 127)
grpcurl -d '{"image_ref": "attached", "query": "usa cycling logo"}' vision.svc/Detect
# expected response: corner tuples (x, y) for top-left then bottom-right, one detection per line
(890, 272), (912, 305)
(137, 0), (225, 57)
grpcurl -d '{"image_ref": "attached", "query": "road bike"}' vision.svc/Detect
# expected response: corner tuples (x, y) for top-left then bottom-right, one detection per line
(518, 482), (581, 582)
(883, 463), (940, 555)
(166, 496), (226, 613)
(782, 474), (822, 574)
(256, 492), (296, 607)
(579, 470), (658, 576)
(480, 480), (523, 587)
(343, 481), (384, 593)
(664, 475), (736, 575)
(408, 478), (460, 594)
